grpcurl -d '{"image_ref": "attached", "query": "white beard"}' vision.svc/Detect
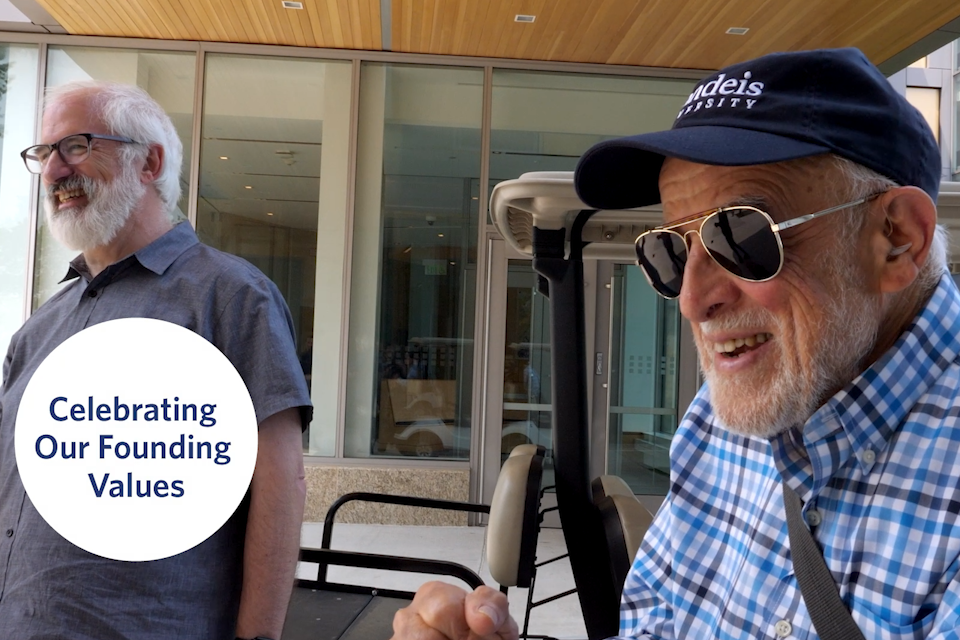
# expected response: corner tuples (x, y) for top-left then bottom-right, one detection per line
(699, 261), (882, 439)
(44, 163), (146, 252)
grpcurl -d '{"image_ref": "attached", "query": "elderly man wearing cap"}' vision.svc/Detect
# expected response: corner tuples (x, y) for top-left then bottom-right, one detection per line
(390, 47), (959, 640)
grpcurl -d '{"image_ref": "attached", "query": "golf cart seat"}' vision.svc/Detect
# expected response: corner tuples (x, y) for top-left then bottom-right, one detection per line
(283, 444), (545, 639)
(591, 475), (654, 600)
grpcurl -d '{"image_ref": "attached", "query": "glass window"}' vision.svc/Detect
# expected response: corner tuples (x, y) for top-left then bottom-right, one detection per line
(0, 44), (39, 383)
(906, 86), (940, 144)
(502, 260), (554, 485)
(32, 47), (196, 308)
(489, 70), (693, 484)
(197, 54), (353, 456)
(489, 70), (696, 208)
(954, 83), (960, 173)
(346, 63), (483, 459)
(607, 264), (680, 495)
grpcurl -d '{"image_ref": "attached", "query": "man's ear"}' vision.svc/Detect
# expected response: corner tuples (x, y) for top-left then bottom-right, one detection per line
(876, 186), (937, 294)
(140, 143), (164, 184)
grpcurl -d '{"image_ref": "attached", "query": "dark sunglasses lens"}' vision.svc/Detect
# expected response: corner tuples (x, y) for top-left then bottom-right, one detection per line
(701, 209), (781, 280)
(637, 232), (687, 298)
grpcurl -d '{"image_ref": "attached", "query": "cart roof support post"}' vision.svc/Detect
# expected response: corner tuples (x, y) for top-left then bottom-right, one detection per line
(533, 214), (620, 640)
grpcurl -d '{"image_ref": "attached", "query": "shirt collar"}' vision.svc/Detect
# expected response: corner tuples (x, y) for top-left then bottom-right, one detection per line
(60, 221), (199, 283)
(777, 274), (960, 496)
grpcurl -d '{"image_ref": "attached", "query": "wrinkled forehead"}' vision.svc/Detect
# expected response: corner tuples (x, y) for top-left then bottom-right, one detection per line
(40, 92), (105, 142)
(658, 156), (837, 224)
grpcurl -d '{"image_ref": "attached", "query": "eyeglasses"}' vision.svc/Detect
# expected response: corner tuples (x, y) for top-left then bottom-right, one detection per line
(635, 193), (883, 299)
(20, 133), (140, 174)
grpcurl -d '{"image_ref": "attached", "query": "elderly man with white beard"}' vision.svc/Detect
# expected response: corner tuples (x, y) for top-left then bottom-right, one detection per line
(0, 82), (311, 639)
(389, 48), (960, 640)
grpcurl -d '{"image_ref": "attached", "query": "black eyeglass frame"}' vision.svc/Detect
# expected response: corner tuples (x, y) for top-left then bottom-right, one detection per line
(20, 133), (141, 174)
(634, 192), (886, 299)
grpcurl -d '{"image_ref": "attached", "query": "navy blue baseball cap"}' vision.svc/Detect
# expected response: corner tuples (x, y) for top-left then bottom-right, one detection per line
(574, 48), (941, 209)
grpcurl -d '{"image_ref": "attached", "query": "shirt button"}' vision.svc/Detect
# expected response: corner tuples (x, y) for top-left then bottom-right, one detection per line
(775, 619), (793, 637)
(4, 528), (12, 537)
(862, 449), (876, 465)
(805, 509), (822, 527)
(87, 289), (97, 298)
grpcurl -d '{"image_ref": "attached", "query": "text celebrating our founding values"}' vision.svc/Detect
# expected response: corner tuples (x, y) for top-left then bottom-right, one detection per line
(38, 395), (228, 498)
(15, 317), (259, 561)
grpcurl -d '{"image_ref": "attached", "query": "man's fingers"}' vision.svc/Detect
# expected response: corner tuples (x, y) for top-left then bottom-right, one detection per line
(390, 582), (519, 640)
(392, 602), (448, 640)
(464, 586), (518, 640)
(392, 581), (471, 640)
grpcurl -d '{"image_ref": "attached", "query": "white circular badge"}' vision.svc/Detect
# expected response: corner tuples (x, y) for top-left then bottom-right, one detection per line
(15, 317), (258, 561)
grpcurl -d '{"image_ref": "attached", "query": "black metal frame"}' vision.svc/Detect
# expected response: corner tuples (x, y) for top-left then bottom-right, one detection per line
(532, 211), (621, 639)
(298, 455), (561, 639)
(299, 492), (490, 598)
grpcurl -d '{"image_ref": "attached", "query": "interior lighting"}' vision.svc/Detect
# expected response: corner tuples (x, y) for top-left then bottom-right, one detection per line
(282, 1), (304, 9)
(219, 156), (228, 160)
(267, 212), (274, 216)
(244, 185), (253, 189)
(438, 233), (444, 238)
(726, 27), (749, 35)
(515, 14), (535, 23)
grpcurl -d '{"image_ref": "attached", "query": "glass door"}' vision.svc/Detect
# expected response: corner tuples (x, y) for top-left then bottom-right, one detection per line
(500, 259), (554, 483)
(480, 241), (695, 511)
(479, 238), (560, 516)
(604, 264), (681, 495)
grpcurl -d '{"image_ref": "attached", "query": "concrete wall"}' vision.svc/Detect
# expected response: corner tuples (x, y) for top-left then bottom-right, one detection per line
(304, 464), (471, 526)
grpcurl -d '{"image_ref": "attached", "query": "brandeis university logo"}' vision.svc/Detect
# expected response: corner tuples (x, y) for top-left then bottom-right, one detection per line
(677, 71), (765, 119)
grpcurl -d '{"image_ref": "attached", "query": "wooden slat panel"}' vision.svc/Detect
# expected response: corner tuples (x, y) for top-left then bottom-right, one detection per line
(238, 0), (272, 44)
(37, 0), (383, 51)
(391, 0), (960, 70)
(142, 0), (194, 41)
(32, 0), (960, 71)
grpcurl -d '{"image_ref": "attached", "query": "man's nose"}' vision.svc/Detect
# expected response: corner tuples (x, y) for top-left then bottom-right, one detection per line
(678, 234), (740, 322)
(40, 148), (72, 185)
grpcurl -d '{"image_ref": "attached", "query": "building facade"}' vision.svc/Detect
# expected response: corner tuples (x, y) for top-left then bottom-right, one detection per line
(1, 33), (959, 524)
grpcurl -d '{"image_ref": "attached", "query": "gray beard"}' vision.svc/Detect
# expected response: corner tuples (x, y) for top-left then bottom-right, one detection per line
(701, 266), (882, 440)
(44, 165), (146, 252)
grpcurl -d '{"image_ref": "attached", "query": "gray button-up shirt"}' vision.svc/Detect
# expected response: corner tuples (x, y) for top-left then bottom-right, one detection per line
(0, 222), (311, 639)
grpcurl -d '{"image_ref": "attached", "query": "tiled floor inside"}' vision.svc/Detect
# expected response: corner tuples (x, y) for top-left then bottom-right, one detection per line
(300, 522), (588, 639)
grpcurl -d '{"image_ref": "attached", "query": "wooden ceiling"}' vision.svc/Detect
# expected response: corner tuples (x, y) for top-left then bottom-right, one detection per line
(34, 0), (960, 71)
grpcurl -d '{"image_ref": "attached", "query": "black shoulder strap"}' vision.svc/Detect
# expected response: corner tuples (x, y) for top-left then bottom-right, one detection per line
(782, 480), (866, 640)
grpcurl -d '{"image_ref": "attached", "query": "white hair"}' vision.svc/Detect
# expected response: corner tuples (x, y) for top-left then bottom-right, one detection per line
(829, 155), (948, 298)
(44, 81), (183, 218)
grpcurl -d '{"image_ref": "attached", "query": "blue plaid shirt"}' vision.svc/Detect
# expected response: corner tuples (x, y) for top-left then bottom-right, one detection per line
(619, 274), (960, 640)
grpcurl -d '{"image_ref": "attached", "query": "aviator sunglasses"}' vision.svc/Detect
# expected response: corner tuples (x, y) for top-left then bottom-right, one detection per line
(635, 193), (884, 299)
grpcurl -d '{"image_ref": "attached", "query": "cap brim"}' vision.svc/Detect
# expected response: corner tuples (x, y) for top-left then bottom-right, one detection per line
(574, 126), (831, 210)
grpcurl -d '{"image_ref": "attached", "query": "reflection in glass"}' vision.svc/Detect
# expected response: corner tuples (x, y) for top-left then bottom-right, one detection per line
(346, 64), (482, 460)
(955, 83), (960, 172)
(502, 260), (554, 486)
(197, 55), (352, 456)
(0, 44), (39, 382)
(608, 264), (680, 495)
(33, 47), (196, 309)
(489, 70), (695, 216)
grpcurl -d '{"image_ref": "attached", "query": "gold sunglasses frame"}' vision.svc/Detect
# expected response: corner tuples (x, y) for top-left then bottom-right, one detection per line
(634, 193), (884, 299)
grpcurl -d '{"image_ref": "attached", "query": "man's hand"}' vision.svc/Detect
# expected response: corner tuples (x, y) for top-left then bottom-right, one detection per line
(391, 582), (518, 640)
